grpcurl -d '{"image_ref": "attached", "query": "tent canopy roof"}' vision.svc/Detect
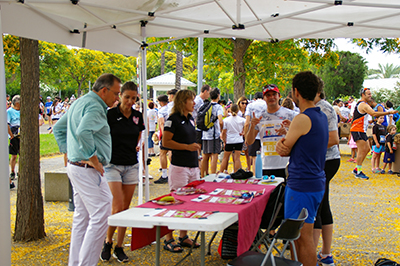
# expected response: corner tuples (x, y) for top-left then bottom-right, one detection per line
(147, 72), (196, 87)
(1, 0), (400, 56)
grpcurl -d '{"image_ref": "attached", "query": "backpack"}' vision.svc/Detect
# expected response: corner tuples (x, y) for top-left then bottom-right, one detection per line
(196, 102), (217, 131)
(375, 258), (400, 266)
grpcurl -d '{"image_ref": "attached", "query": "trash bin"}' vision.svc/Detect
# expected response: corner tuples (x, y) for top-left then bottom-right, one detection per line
(68, 180), (75, 212)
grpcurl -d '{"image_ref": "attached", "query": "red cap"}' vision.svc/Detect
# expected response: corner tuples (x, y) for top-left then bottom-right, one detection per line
(263, 84), (280, 95)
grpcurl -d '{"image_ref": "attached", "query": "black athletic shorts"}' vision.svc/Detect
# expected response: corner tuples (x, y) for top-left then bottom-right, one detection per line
(248, 139), (261, 156)
(351, 131), (368, 142)
(9, 137), (20, 155)
(225, 142), (243, 152)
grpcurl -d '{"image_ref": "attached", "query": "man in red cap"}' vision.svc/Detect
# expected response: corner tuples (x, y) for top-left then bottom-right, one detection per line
(246, 84), (297, 178)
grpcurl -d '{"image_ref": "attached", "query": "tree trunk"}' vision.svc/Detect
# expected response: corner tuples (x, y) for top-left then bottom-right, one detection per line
(160, 50), (165, 75)
(233, 38), (252, 103)
(14, 37), (46, 241)
(175, 50), (183, 90)
(77, 82), (82, 97)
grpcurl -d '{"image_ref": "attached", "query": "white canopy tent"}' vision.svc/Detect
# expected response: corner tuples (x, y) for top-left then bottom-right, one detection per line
(1, 0), (400, 264)
(147, 72), (196, 101)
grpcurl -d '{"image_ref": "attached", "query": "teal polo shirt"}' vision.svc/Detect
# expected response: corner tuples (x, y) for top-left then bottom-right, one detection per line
(53, 91), (111, 165)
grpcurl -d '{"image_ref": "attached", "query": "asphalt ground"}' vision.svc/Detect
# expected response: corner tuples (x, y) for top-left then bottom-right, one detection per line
(9, 142), (400, 265)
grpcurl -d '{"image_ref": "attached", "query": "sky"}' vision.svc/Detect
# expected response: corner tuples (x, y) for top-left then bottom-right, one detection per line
(334, 38), (400, 70)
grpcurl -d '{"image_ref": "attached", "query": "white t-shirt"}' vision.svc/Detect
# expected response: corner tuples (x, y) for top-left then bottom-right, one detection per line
(202, 103), (224, 140)
(158, 105), (169, 121)
(147, 109), (157, 131)
(245, 99), (267, 140)
(192, 95), (204, 121)
(52, 102), (63, 119)
(317, 100), (340, 160)
(350, 101), (357, 118)
(167, 101), (174, 118)
(340, 106), (351, 119)
(223, 115), (246, 144)
(254, 106), (297, 170)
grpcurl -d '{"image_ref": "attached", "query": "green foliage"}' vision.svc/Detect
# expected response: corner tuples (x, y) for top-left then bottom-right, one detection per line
(317, 51), (367, 99)
(371, 82), (400, 108)
(352, 38), (400, 54)
(368, 63), (400, 79)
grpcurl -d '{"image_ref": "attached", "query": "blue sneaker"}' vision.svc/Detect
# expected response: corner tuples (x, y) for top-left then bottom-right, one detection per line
(352, 169), (357, 175)
(355, 171), (369, 180)
(317, 252), (334, 266)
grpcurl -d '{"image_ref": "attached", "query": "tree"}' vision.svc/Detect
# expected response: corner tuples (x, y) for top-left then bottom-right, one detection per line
(14, 37), (46, 241)
(368, 63), (400, 79)
(317, 51), (367, 99)
(232, 38), (253, 102)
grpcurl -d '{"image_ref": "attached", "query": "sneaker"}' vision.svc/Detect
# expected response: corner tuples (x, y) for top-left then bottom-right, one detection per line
(100, 242), (113, 261)
(317, 252), (335, 266)
(47, 127), (52, 130)
(372, 168), (380, 174)
(388, 170), (394, 174)
(347, 158), (355, 163)
(355, 171), (369, 180)
(352, 169), (357, 175)
(113, 246), (129, 263)
(154, 176), (168, 184)
(10, 182), (15, 189)
(10, 172), (15, 180)
(381, 170), (386, 174)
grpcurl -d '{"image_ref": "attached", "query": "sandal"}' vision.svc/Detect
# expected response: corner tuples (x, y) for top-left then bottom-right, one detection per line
(178, 235), (200, 248)
(163, 238), (183, 253)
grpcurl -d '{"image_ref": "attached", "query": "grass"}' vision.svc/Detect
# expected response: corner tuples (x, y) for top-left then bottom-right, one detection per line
(39, 134), (61, 157)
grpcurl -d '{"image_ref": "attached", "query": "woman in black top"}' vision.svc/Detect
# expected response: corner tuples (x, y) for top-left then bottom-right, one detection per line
(101, 82), (145, 262)
(162, 89), (201, 252)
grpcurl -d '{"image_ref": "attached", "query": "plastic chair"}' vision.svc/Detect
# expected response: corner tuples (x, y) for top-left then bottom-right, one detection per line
(251, 182), (286, 252)
(227, 208), (308, 266)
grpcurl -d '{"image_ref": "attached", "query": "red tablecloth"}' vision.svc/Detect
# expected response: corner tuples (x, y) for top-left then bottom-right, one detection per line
(131, 182), (275, 256)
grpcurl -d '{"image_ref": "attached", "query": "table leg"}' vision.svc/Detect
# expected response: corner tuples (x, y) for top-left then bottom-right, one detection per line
(201, 231), (205, 266)
(155, 226), (160, 266)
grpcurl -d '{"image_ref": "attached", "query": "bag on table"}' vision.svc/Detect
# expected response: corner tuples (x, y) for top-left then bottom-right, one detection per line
(375, 258), (400, 266)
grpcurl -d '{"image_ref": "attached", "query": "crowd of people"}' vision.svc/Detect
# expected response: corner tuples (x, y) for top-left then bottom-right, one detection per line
(7, 70), (399, 266)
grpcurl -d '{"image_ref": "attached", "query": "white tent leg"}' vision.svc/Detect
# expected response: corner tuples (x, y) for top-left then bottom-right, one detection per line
(141, 45), (150, 202)
(0, 9), (12, 266)
(197, 37), (204, 94)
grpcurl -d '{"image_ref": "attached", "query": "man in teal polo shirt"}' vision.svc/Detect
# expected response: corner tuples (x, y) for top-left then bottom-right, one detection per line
(54, 73), (121, 266)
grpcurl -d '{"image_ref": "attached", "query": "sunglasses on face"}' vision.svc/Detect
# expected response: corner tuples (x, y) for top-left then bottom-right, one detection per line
(241, 102), (248, 105)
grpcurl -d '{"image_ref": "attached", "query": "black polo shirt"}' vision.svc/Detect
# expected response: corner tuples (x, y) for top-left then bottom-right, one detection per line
(164, 113), (198, 168)
(107, 104), (145, 165)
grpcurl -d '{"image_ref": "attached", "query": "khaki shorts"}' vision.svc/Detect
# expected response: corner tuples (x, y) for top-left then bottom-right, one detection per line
(168, 164), (200, 191)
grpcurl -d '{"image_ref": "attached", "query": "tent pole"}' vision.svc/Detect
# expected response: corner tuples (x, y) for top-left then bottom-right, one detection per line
(141, 44), (150, 202)
(197, 37), (204, 94)
(0, 8), (12, 266)
(137, 56), (143, 205)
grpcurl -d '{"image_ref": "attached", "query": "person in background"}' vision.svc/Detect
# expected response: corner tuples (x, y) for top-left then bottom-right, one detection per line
(347, 135), (358, 163)
(276, 71), (328, 266)
(6, 94), (11, 109)
(236, 96), (251, 171)
(340, 100), (351, 121)
(53, 73), (121, 266)
(281, 97), (295, 111)
(386, 100), (395, 125)
(201, 88), (224, 177)
(220, 104), (245, 173)
(349, 88), (396, 180)
(45, 96), (53, 129)
(313, 78), (340, 266)
(162, 89), (201, 252)
(244, 91), (267, 173)
(371, 116), (386, 173)
(7, 95), (21, 189)
(100, 82), (144, 263)
(381, 124), (397, 174)
(193, 84), (211, 162)
(369, 98), (388, 127)
(348, 96), (357, 120)
(154, 94), (170, 184)
(147, 101), (157, 157)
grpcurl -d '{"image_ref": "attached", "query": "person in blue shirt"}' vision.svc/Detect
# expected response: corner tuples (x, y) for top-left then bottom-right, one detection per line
(276, 71), (328, 266)
(53, 73), (121, 266)
(7, 95), (20, 189)
(44, 96), (53, 130)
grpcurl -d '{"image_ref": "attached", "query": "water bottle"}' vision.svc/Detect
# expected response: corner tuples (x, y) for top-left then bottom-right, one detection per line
(255, 150), (262, 179)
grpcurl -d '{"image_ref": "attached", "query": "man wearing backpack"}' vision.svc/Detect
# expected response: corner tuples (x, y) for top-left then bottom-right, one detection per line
(193, 85), (211, 152)
(200, 88), (224, 177)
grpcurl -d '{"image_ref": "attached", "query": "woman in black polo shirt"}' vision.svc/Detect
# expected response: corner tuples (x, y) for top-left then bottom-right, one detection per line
(100, 81), (145, 263)
(162, 89), (201, 252)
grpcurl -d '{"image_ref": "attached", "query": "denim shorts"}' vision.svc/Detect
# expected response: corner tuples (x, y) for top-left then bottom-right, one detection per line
(104, 163), (139, 185)
(284, 186), (324, 224)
